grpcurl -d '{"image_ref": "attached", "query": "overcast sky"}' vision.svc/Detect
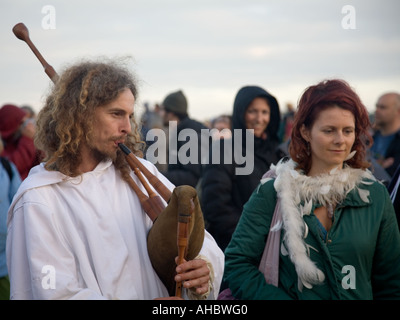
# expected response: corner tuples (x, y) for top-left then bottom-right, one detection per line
(1, 0), (399, 122)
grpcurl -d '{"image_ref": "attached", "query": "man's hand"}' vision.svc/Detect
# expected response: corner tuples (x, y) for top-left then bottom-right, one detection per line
(174, 257), (210, 296)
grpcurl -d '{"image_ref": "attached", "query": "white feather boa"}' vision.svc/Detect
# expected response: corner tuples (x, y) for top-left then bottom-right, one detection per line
(266, 159), (376, 291)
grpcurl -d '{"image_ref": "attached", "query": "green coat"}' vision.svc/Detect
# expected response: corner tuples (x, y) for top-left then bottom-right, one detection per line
(224, 177), (400, 300)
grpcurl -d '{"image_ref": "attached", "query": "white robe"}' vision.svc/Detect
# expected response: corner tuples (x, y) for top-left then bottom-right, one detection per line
(6, 159), (224, 300)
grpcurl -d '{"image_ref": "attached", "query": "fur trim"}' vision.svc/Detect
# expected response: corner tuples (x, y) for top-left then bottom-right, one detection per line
(270, 159), (375, 290)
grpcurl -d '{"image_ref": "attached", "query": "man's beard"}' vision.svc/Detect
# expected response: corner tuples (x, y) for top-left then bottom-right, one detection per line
(91, 147), (116, 163)
(87, 139), (118, 164)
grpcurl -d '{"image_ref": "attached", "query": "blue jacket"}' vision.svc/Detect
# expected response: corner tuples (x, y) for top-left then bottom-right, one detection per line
(0, 158), (21, 277)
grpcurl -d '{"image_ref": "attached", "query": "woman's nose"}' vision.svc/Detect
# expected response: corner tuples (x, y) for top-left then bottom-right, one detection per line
(334, 131), (345, 144)
(255, 112), (264, 123)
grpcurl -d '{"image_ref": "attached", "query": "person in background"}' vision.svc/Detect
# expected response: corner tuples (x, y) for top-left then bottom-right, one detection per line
(278, 102), (295, 142)
(201, 85), (283, 252)
(140, 102), (167, 172)
(159, 90), (208, 188)
(20, 105), (36, 119)
(140, 102), (164, 144)
(0, 104), (42, 180)
(370, 92), (400, 177)
(210, 114), (232, 141)
(224, 79), (400, 299)
(0, 138), (21, 300)
(6, 59), (224, 300)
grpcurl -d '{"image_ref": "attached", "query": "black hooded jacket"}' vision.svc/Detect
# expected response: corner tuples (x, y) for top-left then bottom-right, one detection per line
(201, 86), (283, 251)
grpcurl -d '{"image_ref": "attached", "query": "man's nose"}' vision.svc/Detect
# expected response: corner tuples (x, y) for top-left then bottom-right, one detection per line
(121, 117), (132, 134)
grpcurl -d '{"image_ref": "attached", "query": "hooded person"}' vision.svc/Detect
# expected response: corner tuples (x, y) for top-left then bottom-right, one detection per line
(201, 85), (284, 252)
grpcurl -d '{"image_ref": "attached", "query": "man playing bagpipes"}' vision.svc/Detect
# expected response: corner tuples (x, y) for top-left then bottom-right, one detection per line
(6, 58), (224, 300)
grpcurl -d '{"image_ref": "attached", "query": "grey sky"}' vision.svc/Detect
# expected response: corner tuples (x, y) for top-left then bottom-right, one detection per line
(1, 0), (399, 122)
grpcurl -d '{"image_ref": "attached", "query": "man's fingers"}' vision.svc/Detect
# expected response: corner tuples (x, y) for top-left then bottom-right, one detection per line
(182, 274), (210, 289)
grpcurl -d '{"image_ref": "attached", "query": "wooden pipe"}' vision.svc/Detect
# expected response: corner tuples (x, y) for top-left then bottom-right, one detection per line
(119, 143), (172, 203)
(175, 198), (195, 297)
(119, 143), (171, 221)
(12, 22), (59, 83)
(123, 172), (160, 222)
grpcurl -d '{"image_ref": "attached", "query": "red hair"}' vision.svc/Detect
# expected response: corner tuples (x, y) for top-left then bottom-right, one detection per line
(289, 79), (372, 173)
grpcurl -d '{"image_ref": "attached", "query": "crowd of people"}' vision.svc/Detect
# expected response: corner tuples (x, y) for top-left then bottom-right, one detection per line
(1, 57), (399, 300)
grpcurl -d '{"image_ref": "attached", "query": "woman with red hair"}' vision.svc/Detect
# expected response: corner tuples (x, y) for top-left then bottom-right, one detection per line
(223, 79), (400, 299)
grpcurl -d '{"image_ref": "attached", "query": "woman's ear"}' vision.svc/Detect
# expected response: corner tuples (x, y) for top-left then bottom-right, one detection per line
(299, 124), (310, 142)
